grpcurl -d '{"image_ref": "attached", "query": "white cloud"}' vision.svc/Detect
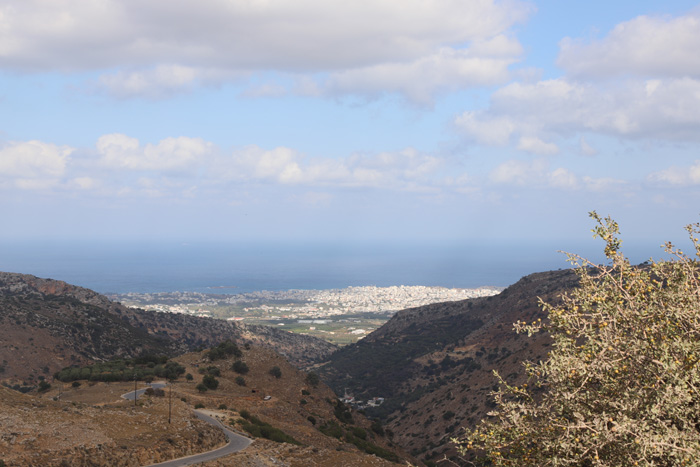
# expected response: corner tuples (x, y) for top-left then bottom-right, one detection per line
(217, 145), (445, 189)
(70, 177), (98, 190)
(579, 136), (598, 156)
(581, 176), (628, 193)
(490, 159), (580, 190)
(326, 36), (523, 105)
(456, 77), (700, 146)
(548, 167), (578, 189)
(456, 9), (700, 152)
(97, 134), (213, 171)
(98, 65), (204, 99)
(0, 140), (73, 178)
(0, 0), (531, 100)
(648, 161), (700, 186)
(490, 158), (548, 186)
(454, 112), (517, 145)
(517, 136), (559, 155)
(558, 11), (700, 79)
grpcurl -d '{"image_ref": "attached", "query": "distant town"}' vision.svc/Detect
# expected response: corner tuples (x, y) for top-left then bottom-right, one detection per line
(109, 285), (501, 345)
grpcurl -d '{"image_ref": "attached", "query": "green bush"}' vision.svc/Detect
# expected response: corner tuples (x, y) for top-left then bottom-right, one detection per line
(238, 412), (301, 445)
(269, 366), (282, 378)
(235, 376), (246, 386)
(371, 420), (385, 436)
(306, 372), (320, 387)
(202, 374), (219, 390)
(232, 360), (249, 374)
(207, 340), (243, 361)
(454, 213), (700, 466)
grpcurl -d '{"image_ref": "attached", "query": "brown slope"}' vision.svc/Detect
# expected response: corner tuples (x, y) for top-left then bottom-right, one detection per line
(317, 269), (579, 465)
(0, 272), (336, 385)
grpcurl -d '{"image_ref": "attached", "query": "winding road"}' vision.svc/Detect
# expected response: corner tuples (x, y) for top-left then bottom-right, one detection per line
(120, 385), (253, 466)
(121, 382), (166, 401)
(145, 410), (253, 466)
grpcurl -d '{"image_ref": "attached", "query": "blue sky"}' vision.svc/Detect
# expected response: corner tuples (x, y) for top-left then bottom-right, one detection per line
(2, 0), (700, 255)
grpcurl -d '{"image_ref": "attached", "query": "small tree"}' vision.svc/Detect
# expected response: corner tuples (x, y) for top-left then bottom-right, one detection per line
(306, 372), (320, 387)
(202, 374), (219, 390)
(37, 380), (51, 392)
(453, 212), (700, 466)
(269, 366), (282, 378)
(232, 360), (249, 375)
(196, 383), (208, 393)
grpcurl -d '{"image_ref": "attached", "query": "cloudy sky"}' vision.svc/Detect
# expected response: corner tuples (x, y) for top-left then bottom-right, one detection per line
(2, 0), (700, 250)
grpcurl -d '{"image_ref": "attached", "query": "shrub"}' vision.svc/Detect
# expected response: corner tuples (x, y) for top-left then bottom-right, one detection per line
(232, 361), (249, 374)
(207, 340), (242, 361)
(195, 383), (208, 393)
(269, 366), (282, 378)
(185, 373), (193, 381)
(371, 420), (385, 436)
(71, 381), (81, 388)
(352, 427), (367, 440)
(37, 380), (51, 392)
(194, 403), (204, 409)
(454, 213), (700, 466)
(235, 376), (246, 386)
(306, 372), (320, 387)
(202, 374), (219, 390)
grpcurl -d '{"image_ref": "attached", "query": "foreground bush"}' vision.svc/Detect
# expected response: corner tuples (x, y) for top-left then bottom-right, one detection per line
(454, 213), (700, 466)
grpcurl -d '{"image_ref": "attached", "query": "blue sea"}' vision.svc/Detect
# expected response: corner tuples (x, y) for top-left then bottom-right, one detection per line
(0, 239), (659, 295)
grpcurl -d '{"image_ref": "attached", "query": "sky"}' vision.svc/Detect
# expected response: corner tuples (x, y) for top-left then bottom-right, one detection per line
(2, 0), (700, 255)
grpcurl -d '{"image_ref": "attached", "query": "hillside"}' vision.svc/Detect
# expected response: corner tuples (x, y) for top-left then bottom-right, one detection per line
(0, 343), (411, 466)
(0, 383), (227, 466)
(0, 272), (336, 385)
(316, 269), (579, 465)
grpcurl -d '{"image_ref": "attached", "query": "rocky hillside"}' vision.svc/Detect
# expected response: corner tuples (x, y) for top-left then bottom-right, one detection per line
(0, 384), (227, 466)
(316, 269), (579, 465)
(0, 343), (412, 466)
(0, 272), (336, 385)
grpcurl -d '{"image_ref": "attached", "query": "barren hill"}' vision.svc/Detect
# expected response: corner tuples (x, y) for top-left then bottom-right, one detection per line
(317, 269), (579, 465)
(0, 271), (336, 385)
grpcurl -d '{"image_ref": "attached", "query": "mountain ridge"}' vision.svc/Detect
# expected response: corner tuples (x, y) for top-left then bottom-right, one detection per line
(317, 268), (579, 464)
(0, 271), (336, 385)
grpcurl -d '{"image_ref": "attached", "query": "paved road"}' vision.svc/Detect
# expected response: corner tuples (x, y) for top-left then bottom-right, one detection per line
(144, 410), (253, 467)
(121, 382), (166, 401)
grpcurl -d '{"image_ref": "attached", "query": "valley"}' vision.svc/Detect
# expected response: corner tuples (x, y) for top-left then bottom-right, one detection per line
(0, 269), (579, 466)
(109, 285), (500, 345)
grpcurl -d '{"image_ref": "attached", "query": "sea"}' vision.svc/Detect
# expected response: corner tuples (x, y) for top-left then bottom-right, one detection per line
(0, 239), (660, 295)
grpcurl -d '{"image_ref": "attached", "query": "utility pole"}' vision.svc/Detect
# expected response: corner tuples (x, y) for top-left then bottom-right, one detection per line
(168, 378), (172, 424)
(134, 376), (137, 407)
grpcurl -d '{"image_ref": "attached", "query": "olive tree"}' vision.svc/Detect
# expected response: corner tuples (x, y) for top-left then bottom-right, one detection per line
(453, 213), (700, 466)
